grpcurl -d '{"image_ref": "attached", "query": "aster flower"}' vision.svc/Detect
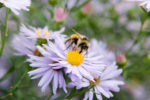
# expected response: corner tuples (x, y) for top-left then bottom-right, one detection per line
(12, 34), (36, 56)
(139, 0), (150, 11)
(0, 0), (31, 15)
(68, 62), (124, 100)
(28, 36), (106, 82)
(12, 25), (65, 56)
(20, 25), (65, 41)
(27, 55), (67, 93)
(129, 0), (150, 12)
(89, 39), (115, 65)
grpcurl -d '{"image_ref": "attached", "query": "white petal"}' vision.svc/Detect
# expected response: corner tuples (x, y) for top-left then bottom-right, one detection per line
(28, 67), (49, 76)
(89, 90), (94, 100)
(102, 69), (122, 80)
(41, 70), (54, 92)
(31, 73), (43, 79)
(97, 86), (110, 98)
(53, 72), (59, 94)
(83, 92), (90, 100)
(94, 87), (102, 100)
(38, 70), (52, 87)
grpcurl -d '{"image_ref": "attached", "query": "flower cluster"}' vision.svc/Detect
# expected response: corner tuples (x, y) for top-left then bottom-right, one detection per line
(1, 0), (150, 99)
(12, 25), (124, 100)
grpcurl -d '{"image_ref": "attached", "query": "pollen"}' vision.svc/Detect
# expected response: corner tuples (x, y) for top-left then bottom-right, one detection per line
(44, 30), (50, 36)
(35, 29), (41, 36)
(66, 49), (84, 66)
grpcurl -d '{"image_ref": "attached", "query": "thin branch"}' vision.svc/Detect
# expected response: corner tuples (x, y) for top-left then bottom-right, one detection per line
(0, 8), (10, 56)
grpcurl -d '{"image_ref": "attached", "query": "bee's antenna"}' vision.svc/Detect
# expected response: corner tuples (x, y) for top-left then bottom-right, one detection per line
(71, 29), (78, 33)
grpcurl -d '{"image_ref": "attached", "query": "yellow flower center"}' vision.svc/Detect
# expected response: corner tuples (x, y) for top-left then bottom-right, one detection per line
(66, 49), (84, 66)
(35, 29), (51, 37)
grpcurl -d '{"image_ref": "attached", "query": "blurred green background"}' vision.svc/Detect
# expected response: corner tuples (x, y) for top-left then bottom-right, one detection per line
(0, 0), (150, 100)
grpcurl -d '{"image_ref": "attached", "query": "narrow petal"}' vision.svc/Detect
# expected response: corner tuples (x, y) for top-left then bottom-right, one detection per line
(41, 70), (54, 92)
(97, 86), (110, 98)
(53, 72), (59, 94)
(28, 67), (49, 76)
(38, 70), (52, 87)
(83, 92), (90, 100)
(89, 90), (94, 100)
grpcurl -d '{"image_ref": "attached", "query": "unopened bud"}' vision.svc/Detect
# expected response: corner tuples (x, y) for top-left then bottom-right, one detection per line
(116, 53), (127, 66)
(9, 93), (13, 96)
(48, 0), (58, 6)
(54, 7), (67, 23)
(81, 2), (92, 15)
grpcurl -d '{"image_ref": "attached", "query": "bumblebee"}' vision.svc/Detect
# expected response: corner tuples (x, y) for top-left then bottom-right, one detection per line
(65, 31), (90, 54)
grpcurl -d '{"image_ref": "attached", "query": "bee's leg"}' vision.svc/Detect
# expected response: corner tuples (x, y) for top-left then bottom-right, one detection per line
(79, 48), (83, 54)
(65, 38), (71, 44)
(66, 41), (74, 50)
(73, 44), (77, 51)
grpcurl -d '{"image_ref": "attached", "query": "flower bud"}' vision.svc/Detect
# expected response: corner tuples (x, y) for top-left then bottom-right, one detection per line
(48, 0), (58, 6)
(116, 53), (127, 66)
(54, 7), (67, 23)
(81, 2), (92, 15)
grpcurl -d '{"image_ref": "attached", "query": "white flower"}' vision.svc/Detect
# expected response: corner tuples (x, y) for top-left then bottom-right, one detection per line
(31, 36), (106, 81)
(27, 55), (67, 93)
(129, 0), (150, 12)
(12, 34), (36, 56)
(12, 25), (65, 56)
(89, 39), (115, 65)
(140, 0), (150, 11)
(0, 0), (31, 15)
(20, 25), (65, 40)
(68, 63), (124, 100)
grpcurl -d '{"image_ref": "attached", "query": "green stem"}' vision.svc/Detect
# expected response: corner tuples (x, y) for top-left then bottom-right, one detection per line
(0, 31), (2, 45)
(126, 30), (142, 54)
(126, 20), (146, 55)
(0, 70), (27, 99)
(0, 8), (9, 56)
(0, 65), (15, 82)
(66, 85), (95, 99)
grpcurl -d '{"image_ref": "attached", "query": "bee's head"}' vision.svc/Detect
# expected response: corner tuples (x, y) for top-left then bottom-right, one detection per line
(71, 33), (79, 39)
